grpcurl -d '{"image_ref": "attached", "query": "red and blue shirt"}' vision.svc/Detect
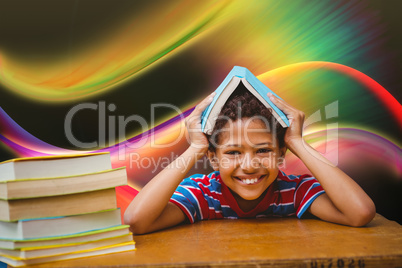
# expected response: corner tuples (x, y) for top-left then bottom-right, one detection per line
(169, 171), (325, 223)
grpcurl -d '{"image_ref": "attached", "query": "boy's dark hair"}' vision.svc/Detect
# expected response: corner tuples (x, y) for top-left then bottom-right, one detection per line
(208, 87), (286, 151)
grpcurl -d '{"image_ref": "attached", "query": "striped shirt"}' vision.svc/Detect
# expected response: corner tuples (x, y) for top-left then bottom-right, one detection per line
(169, 170), (325, 223)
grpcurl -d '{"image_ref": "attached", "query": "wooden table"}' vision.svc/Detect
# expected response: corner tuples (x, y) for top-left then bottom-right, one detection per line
(25, 214), (402, 267)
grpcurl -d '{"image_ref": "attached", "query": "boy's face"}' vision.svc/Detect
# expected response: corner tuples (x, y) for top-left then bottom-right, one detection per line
(208, 118), (286, 201)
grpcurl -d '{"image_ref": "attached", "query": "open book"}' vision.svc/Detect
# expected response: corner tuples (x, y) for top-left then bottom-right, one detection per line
(201, 66), (289, 135)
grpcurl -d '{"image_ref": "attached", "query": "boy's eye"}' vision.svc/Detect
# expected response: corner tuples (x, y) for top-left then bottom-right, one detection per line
(225, 150), (240, 155)
(257, 148), (273, 154)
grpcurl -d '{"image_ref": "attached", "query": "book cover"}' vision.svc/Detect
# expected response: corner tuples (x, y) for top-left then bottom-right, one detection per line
(0, 167), (127, 200)
(201, 66), (290, 135)
(0, 233), (134, 260)
(0, 209), (123, 240)
(0, 224), (130, 250)
(0, 188), (117, 221)
(0, 152), (112, 182)
(0, 241), (135, 267)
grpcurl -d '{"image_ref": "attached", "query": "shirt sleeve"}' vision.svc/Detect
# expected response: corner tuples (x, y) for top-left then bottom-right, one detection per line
(169, 176), (209, 224)
(294, 175), (325, 218)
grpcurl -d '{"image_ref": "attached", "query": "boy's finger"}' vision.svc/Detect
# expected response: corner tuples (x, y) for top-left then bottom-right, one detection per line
(193, 92), (216, 115)
(267, 93), (295, 114)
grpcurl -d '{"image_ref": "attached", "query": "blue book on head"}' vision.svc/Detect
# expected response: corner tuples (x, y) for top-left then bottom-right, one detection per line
(201, 66), (290, 134)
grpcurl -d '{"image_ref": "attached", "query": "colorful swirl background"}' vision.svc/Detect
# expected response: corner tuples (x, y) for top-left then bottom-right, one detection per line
(0, 0), (401, 222)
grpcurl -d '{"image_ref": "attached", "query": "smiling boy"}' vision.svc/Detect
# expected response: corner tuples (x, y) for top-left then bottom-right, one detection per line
(124, 91), (376, 234)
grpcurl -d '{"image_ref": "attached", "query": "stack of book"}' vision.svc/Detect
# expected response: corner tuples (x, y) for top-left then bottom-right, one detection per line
(0, 152), (135, 267)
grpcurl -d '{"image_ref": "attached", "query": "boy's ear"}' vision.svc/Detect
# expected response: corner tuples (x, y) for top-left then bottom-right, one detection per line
(207, 151), (219, 171)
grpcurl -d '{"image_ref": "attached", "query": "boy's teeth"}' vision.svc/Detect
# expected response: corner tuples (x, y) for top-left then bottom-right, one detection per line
(241, 178), (258, 184)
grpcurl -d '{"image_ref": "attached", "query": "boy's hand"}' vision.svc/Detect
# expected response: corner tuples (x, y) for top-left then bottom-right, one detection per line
(268, 94), (376, 227)
(185, 92), (215, 150)
(125, 92), (216, 234)
(268, 93), (304, 150)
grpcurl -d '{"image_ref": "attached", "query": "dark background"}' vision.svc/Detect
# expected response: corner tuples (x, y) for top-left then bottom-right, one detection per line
(0, 0), (400, 223)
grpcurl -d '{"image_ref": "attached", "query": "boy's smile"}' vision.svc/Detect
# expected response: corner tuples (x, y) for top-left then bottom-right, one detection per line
(233, 174), (265, 185)
(208, 118), (286, 208)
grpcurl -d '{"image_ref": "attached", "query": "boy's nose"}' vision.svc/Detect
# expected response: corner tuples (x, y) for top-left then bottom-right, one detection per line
(240, 154), (259, 173)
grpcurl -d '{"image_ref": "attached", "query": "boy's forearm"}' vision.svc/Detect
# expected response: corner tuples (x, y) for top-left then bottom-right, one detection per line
(288, 139), (375, 222)
(124, 145), (207, 229)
